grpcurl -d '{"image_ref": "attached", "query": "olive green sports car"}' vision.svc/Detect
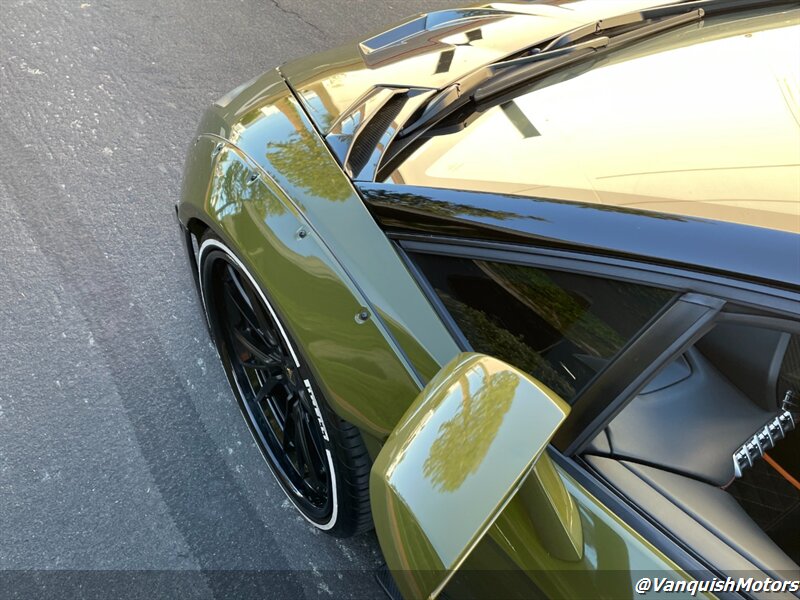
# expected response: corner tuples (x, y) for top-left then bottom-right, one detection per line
(177, 1), (800, 597)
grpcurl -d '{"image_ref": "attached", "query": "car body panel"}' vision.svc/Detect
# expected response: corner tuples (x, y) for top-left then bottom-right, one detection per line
(453, 463), (696, 599)
(181, 136), (422, 440)
(197, 71), (461, 382)
(179, 70), (462, 441)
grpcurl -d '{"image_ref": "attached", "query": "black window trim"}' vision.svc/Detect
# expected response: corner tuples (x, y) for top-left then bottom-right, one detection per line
(395, 240), (475, 352)
(570, 308), (800, 453)
(394, 234), (800, 318)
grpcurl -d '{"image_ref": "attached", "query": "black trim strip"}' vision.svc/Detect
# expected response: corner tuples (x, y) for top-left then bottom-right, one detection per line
(358, 182), (800, 293)
(397, 235), (800, 317)
(718, 312), (800, 336)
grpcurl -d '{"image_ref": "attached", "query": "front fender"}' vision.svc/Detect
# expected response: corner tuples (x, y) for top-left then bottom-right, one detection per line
(177, 70), (459, 440)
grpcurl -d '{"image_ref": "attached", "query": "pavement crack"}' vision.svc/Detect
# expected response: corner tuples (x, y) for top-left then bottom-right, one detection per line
(266, 0), (325, 38)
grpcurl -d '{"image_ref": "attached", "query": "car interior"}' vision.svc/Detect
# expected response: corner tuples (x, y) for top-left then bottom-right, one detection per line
(585, 321), (800, 577)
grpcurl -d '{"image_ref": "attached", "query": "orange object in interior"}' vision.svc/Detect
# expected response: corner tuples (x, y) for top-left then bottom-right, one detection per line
(764, 453), (800, 492)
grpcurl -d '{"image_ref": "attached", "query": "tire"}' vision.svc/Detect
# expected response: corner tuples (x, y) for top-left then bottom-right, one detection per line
(197, 232), (372, 537)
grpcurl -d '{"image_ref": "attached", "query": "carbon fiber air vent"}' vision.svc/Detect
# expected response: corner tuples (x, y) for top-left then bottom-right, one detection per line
(346, 94), (406, 179)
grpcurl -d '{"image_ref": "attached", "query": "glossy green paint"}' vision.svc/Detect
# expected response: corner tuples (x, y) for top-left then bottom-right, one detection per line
(518, 451), (583, 563)
(370, 353), (570, 599)
(178, 69), (459, 438)
(449, 464), (703, 599)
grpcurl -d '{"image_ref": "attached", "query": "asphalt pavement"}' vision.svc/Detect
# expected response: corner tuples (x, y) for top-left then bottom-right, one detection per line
(0, 1), (459, 598)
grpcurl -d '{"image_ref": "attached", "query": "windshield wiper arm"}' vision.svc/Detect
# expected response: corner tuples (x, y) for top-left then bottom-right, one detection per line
(541, 10), (647, 53)
(475, 8), (703, 101)
(398, 8), (704, 138)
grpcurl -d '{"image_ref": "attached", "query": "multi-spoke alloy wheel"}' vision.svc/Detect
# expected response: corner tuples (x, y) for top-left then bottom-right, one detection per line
(198, 235), (371, 535)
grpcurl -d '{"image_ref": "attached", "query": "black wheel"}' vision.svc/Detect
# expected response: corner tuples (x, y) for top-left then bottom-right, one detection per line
(198, 233), (372, 536)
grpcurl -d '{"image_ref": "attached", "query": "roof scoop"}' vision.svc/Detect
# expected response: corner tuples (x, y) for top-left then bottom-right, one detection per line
(359, 9), (517, 66)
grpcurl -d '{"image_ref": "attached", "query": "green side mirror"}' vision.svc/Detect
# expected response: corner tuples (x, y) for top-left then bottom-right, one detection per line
(370, 353), (573, 599)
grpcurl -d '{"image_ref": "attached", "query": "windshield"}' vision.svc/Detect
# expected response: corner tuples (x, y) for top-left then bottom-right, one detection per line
(383, 6), (800, 233)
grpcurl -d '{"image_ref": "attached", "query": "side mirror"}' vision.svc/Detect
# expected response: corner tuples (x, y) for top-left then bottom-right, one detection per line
(370, 353), (576, 599)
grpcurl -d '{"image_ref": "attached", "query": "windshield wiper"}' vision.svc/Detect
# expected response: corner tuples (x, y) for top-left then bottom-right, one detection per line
(476, 8), (705, 101)
(396, 8), (704, 139)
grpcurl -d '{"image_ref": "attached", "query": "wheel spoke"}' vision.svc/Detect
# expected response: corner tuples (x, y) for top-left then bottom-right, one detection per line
(279, 390), (295, 423)
(304, 418), (325, 467)
(282, 401), (297, 453)
(262, 382), (287, 422)
(224, 268), (260, 329)
(231, 328), (281, 366)
(301, 418), (325, 490)
(223, 269), (282, 353)
(294, 414), (313, 477)
(241, 358), (282, 373)
(252, 377), (281, 407)
(240, 280), (281, 348)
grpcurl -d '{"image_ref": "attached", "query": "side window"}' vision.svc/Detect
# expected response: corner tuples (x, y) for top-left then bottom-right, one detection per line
(409, 252), (674, 403)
